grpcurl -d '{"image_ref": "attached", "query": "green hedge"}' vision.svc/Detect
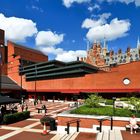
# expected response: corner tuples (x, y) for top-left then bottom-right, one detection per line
(70, 105), (139, 117)
(3, 111), (30, 124)
(105, 99), (114, 105)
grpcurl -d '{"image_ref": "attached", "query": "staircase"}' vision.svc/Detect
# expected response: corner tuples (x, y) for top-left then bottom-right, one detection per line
(51, 132), (79, 140)
(96, 129), (123, 140)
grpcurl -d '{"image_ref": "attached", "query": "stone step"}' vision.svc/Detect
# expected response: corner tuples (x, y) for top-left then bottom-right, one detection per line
(102, 131), (109, 140)
(109, 130), (115, 140)
(50, 133), (65, 140)
(68, 132), (79, 140)
(96, 132), (103, 140)
(114, 129), (123, 140)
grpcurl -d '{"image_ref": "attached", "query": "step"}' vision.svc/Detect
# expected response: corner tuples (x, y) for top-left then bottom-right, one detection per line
(102, 131), (109, 140)
(114, 129), (123, 140)
(109, 130), (115, 140)
(96, 132), (103, 140)
(69, 132), (80, 140)
(50, 133), (65, 140)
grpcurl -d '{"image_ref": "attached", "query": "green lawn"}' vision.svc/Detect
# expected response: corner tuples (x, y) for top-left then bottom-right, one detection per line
(70, 105), (140, 117)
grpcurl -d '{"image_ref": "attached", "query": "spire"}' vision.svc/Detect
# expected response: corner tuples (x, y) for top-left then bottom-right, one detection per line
(103, 37), (106, 48)
(137, 36), (140, 49)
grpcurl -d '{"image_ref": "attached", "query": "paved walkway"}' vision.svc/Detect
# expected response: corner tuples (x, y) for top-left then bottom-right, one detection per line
(0, 100), (140, 140)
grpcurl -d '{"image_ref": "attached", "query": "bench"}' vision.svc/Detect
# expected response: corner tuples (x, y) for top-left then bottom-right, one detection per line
(126, 124), (140, 132)
(36, 108), (47, 113)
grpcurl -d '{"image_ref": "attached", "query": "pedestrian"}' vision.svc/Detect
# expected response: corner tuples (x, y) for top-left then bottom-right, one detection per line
(129, 114), (138, 134)
(21, 104), (24, 112)
(25, 104), (28, 111)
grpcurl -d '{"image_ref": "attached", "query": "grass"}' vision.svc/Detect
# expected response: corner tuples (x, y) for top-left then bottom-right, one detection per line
(70, 105), (140, 117)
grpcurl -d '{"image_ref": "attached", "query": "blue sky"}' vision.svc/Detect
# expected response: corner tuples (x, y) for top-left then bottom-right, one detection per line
(0, 0), (140, 61)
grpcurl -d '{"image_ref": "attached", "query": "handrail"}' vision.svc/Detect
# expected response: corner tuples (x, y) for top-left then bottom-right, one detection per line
(97, 116), (113, 132)
(65, 119), (80, 134)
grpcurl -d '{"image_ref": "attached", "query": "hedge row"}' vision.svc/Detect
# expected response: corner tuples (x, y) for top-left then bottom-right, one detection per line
(3, 111), (30, 124)
(70, 105), (140, 117)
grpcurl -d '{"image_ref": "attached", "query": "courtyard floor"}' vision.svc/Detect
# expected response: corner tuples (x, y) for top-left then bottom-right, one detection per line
(0, 100), (140, 140)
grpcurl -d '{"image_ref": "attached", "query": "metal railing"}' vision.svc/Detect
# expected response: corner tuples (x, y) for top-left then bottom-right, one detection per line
(65, 119), (80, 134)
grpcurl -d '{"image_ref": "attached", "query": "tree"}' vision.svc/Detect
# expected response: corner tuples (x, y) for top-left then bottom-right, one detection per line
(129, 97), (140, 114)
(85, 93), (103, 108)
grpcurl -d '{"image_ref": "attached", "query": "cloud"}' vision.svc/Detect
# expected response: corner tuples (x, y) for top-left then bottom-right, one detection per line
(81, 13), (111, 29)
(38, 45), (86, 62)
(36, 30), (86, 62)
(88, 4), (101, 12)
(0, 13), (37, 42)
(31, 5), (44, 13)
(36, 31), (64, 46)
(56, 50), (87, 62)
(62, 0), (91, 8)
(85, 18), (131, 42)
(97, 0), (140, 7)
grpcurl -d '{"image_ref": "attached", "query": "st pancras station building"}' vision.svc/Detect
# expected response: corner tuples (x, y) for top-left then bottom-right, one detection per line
(0, 28), (140, 101)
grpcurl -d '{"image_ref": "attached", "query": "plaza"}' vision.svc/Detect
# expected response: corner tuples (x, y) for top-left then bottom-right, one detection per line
(0, 100), (139, 140)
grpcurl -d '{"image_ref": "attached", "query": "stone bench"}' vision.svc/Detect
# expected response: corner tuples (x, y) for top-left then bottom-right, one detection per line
(126, 124), (140, 132)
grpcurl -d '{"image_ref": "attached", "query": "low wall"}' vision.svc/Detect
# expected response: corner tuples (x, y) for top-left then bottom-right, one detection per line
(57, 111), (140, 133)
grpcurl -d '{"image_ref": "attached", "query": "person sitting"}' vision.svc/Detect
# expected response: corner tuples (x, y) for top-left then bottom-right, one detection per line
(129, 115), (138, 134)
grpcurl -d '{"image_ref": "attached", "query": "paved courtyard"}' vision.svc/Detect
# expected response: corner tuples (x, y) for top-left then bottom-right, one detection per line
(0, 100), (140, 140)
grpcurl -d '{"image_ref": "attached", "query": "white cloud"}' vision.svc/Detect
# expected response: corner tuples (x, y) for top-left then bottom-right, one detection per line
(36, 31), (64, 46)
(31, 5), (44, 13)
(82, 13), (111, 29)
(62, 0), (91, 8)
(56, 50), (87, 62)
(36, 30), (86, 62)
(38, 45), (86, 62)
(0, 13), (37, 42)
(98, 0), (140, 7)
(88, 4), (101, 12)
(86, 18), (131, 42)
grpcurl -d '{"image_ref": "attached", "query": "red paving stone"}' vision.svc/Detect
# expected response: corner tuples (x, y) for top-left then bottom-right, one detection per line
(75, 132), (96, 140)
(0, 129), (13, 136)
(33, 123), (50, 130)
(5, 131), (55, 140)
(121, 131), (140, 140)
(6, 120), (37, 127)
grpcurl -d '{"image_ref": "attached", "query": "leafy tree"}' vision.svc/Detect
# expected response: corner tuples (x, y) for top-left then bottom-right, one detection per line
(129, 97), (140, 114)
(85, 93), (104, 108)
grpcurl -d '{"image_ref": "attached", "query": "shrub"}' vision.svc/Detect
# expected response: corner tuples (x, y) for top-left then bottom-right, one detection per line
(119, 97), (129, 101)
(105, 99), (114, 105)
(85, 93), (104, 108)
(71, 105), (135, 117)
(128, 97), (140, 114)
(3, 111), (30, 124)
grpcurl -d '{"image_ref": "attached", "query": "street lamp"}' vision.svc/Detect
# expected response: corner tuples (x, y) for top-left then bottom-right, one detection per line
(0, 44), (4, 95)
(112, 97), (116, 116)
(111, 97), (116, 130)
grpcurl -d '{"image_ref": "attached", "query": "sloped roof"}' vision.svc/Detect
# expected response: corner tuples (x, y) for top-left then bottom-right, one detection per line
(0, 95), (20, 105)
(1, 75), (21, 90)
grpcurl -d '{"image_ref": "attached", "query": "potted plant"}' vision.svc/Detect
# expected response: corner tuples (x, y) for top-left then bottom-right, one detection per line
(40, 115), (55, 135)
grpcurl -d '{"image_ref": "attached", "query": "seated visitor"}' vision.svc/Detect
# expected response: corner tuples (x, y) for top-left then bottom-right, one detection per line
(129, 115), (138, 134)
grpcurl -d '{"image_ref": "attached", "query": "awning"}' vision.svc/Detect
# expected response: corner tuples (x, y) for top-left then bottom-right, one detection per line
(0, 95), (20, 105)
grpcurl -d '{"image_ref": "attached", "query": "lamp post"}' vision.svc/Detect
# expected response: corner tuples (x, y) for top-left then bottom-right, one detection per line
(20, 59), (24, 103)
(112, 97), (116, 116)
(111, 97), (116, 130)
(0, 44), (4, 95)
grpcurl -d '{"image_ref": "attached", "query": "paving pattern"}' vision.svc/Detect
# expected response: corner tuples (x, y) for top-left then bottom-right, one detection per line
(0, 100), (140, 140)
(0, 100), (69, 140)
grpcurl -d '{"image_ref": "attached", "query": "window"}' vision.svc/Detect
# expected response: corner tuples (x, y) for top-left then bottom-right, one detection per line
(123, 78), (130, 85)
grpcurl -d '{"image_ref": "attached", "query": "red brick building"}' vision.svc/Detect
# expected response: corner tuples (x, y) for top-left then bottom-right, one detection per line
(0, 29), (140, 100)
